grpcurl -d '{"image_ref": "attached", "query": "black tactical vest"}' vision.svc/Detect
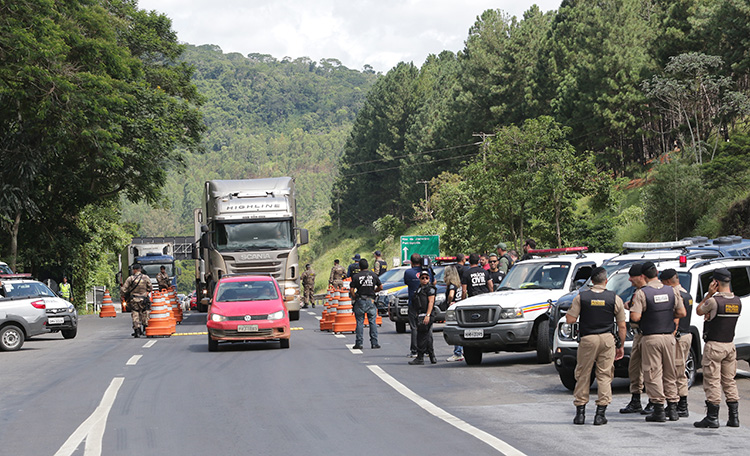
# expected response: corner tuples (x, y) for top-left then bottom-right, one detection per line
(639, 285), (676, 335)
(677, 288), (693, 334)
(704, 295), (742, 343)
(578, 289), (616, 337)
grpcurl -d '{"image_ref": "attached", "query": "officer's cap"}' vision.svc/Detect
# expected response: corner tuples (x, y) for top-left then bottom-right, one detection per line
(374, 250), (382, 256)
(713, 267), (731, 282)
(419, 271), (430, 278)
(641, 261), (656, 273)
(495, 242), (508, 251)
(628, 263), (643, 276)
(352, 253), (361, 261)
(659, 268), (677, 280)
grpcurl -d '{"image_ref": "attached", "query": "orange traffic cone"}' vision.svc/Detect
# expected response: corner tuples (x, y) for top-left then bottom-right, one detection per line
(333, 294), (356, 333)
(320, 287), (333, 331)
(169, 288), (183, 324)
(99, 289), (117, 318)
(145, 292), (172, 338)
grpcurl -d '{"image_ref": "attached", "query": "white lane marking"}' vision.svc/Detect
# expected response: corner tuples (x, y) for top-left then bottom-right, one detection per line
(126, 355), (142, 366)
(367, 365), (527, 456)
(334, 334), (345, 338)
(315, 316), (322, 320)
(143, 340), (157, 348)
(307, 311), (316, 315)
(54, 377), (124, 456)
(346, 344), (362, 354)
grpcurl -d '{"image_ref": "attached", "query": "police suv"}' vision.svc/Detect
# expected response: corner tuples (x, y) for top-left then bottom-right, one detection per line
(553, 257), (750, 390)
(443, 248), (616, 365)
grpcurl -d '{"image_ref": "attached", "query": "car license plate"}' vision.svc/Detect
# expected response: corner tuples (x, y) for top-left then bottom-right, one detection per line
(464, 329), (484, 338)
(237, 324), (258, 332)
(48, 317), (64, 325)
(399, 308), (408, 315)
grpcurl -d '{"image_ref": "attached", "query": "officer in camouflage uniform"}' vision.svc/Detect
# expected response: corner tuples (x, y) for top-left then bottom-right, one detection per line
(300, 263), (316, 308)
(121, 263), (152, 338)
(329, 259), (345, 288)
(156, 266), (170, 291)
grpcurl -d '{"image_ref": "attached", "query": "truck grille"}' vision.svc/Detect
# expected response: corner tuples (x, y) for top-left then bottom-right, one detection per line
(228, 260), (284, 280)
(457, 307), (496, 326)
(397, 296), (408, 306)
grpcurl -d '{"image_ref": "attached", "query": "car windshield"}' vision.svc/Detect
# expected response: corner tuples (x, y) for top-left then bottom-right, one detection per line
(0, 264), (13, 274)
(379, 268), (406, 283)
(606, 273), (637, 302)
(215, 281), (279, 302)
(140, 263), (174, 277)
(2, 281), (56, 298)
(502, 262), (571, 290)
(432, 265), (447, 284)
(215, 220), (294, 251)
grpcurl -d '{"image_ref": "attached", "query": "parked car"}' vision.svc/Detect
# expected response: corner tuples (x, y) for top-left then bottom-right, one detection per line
(553, 257), (750, 390)
(2, 279), (77, 339)
(388, 260), (459, 333)
(206, 275), (290, 351)
(0, 287), (49, 351)
(189, 292), (197, 310)
(443, 249), (616, 365)
(374, 266), (409, 315)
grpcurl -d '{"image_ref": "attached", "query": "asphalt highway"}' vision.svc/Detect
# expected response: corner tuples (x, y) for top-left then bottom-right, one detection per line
(2, 308), (750, 455)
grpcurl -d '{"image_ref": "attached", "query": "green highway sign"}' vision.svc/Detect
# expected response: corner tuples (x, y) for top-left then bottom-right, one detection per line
(400, 235), (440, 263)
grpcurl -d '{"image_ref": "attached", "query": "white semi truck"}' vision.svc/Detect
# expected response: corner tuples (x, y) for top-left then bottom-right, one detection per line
(193, 177), (309, 320)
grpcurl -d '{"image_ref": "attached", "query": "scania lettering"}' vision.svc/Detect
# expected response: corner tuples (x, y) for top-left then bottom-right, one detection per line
(193, 177), (309, 320)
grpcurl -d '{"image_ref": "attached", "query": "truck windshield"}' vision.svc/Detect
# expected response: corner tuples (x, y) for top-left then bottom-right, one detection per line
(502, 262), (571, 290)
(215, 220), (294, 251)
(140, 264), (174, 277)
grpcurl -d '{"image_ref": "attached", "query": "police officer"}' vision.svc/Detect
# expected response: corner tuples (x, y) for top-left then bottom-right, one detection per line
(462, 253), (493, 298)
(629, 261), (686, 422)
(620, 263), (647, 414)
(660, 268), (693, 417)
(329, 259), (345, 289)
(120, 264), (152, 338)
(404, 253), (433, 357)
(495, 243), (512, 275)
(349, 259), (382, 349)
(408, 271), (437, 365)
(566, 267), (626, 425)
(694, 267), (742, 428)
(373, 251), (388, 276)
(346, 254), (361, 278)
(300, 264), (316, 309)
(487, 253), (504, 284)
(156, 266), (170, 291)
(60, 276), (72, 301)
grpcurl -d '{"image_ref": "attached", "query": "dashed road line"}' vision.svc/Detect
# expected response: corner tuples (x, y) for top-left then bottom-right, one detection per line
(334, 334), (345, 339)
(346, 344), (362, 354)
(126, 355), (142, 366)
(143, 340), (157, 348)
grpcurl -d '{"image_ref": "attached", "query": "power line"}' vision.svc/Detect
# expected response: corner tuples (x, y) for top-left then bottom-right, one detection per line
(340, 150), (483, 178)
(341, 142), (480, 168)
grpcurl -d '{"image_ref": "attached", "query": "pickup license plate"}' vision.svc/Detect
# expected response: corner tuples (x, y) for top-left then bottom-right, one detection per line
(48, 317), (64, 325)
(399, 308), (408, 315)
(464, 329), (484, 338)
(237, 324), (259, 333)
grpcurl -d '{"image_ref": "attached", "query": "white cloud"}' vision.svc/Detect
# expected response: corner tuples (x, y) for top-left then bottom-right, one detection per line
(137, 0), (561, 72)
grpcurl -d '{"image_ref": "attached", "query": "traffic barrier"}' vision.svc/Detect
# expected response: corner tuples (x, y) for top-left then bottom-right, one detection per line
(320, 287), (333, 331)
(169, 288), (183, 324)
(324, 287), (342, 330)
(99, 289), (117, 318)
(145, 292), (172, 338)
(333, 294), (356, 333)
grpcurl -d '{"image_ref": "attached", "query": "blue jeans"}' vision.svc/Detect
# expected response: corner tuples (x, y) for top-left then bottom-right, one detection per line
(453, 345), (463, 356)
(353, 297), (378, 346)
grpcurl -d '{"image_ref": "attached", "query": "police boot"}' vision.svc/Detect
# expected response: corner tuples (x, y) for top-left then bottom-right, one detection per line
(677, 396), (689, 418)
(301, 304), (309, 309)
(727, 401), (740, 428)
(429, 351), (437, 364)
(619, 393), (643, 414)
(666, 401), (679, 421)
(408, 355), (424, 365)
(593, 405), (608, 426)
(640, 400), (655, 415)
(645, 403), (666, 422)
(132, 328), (141, 338)
(573, 405), (586, 425)
(693, 401), (720, 428)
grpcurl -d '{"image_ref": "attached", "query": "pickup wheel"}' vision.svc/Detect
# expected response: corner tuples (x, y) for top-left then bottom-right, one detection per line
(463, 347), (482, 365)
(0, 324), (25, 351)
(395, 321), (407, 333)
(288, 310), (300, 321)
(536, 319), (552, 364)
(686, 345), (696, 389)
(559, 368), (577, 391)
(61, 327), (78, 339)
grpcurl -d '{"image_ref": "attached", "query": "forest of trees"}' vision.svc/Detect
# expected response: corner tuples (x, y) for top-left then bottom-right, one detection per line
(333, 0), (750, 253)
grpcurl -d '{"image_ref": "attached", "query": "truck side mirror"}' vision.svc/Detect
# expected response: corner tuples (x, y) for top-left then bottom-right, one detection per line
(192, 243), (201, 260)
(115, 272), (122, 285)
(200, 232), (210, 249)
(298, 228), (309, 245)
(201, 224), (209, 233)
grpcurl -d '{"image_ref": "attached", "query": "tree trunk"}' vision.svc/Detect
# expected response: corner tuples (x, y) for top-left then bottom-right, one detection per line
(10, 211), (20, 271)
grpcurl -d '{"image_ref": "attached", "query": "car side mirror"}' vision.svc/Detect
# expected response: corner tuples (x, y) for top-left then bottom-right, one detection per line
(572, 279), (586, 291)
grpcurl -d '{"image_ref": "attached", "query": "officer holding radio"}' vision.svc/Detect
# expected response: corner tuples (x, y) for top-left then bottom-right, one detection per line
(694, 267), (742, 428)
(408, 271), (437, 365)
(404, 253), (433, 357)
(660, 268), (693, 417)
(566, 267), (626, 425)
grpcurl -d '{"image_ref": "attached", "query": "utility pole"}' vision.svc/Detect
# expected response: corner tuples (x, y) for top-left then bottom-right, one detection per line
(416, 180), (429, 219)
(473, 132), (495, 161)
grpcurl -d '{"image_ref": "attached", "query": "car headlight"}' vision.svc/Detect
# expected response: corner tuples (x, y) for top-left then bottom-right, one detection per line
(499, 307), (523, 319)
(559, 322), (573, 340)
(210, 313), (227, 322)
(68, 304), (76, 313)
(445, 309), (456, 322)
(267, 310), (284, 321)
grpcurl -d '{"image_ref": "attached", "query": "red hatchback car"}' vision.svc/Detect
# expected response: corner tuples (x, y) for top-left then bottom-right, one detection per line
(206, 275), (291, 351)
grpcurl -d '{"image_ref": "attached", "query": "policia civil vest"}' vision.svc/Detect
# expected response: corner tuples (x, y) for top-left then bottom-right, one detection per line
(704, 295), (742, 343)
(639, 285), (676, 335)
(677, 289), (693, 334)
(578, 289), (617, 337)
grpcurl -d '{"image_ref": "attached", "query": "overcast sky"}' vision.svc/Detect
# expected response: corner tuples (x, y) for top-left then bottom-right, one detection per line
(136, 0), (561, 72)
